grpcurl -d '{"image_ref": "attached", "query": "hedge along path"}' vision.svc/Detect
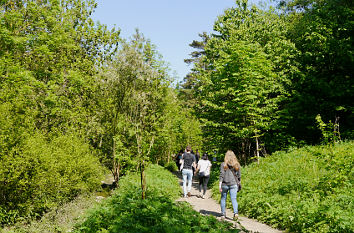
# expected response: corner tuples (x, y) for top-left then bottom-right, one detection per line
(176, 174), (283, 233)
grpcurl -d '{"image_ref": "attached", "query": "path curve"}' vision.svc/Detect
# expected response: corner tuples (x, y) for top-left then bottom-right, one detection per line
(176, 174), (283, 233)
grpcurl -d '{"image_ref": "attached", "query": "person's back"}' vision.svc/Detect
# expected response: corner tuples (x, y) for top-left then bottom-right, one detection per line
(219, 162), (238, 186)
(219, 150), (241, 220)
(182, 152), (195, 170)
(197, 153), (212, 198)
(181, 146), (196, 198)
(198, 159), (212, 176)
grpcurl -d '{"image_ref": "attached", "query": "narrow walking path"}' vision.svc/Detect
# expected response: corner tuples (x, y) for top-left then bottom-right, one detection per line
(176, 174), (283, 233)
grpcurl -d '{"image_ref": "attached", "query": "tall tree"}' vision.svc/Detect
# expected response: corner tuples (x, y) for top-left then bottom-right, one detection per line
(184, 0), (300, 161)
(95, 32), (173, 198)
(179, 32), (209, 109)
(278, 0), (354, 142)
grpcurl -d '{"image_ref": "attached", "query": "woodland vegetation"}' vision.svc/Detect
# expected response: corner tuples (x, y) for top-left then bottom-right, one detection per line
(0, 0), (353, 232)
(0, 0), (202, 225)
(212, 141), (354, 232)
(180, 0), (353, 163)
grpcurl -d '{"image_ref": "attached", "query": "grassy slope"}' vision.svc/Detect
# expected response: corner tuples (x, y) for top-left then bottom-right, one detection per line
(1, 194), (100, 233)
(212, 141), (354, 233)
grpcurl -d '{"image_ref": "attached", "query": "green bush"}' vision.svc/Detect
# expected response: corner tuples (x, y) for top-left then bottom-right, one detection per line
(74, 164), (240, 233)
(212, 141), (354, 232)
(164, 161), (178, 172)
(0, 133), (105, 225)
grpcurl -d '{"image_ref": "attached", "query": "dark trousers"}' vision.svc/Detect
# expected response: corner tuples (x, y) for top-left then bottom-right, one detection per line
(198, 175), (210, 195)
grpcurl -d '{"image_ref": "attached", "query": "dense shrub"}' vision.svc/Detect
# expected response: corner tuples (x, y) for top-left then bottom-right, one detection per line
(212, 141), (354, 232)
(164, 161), (178, 172)
(0, 133), (105, 225)
(75, 164), (239, 233)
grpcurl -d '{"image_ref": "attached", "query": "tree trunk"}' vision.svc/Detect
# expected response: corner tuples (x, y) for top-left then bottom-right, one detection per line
(141, 160), (146, 200)
(112, 138), (119, 185)
(255, 135), (260, 164)
(241, 140), (247, 165)
(334, 116), (341, 142)
(248, 140), (252, 161)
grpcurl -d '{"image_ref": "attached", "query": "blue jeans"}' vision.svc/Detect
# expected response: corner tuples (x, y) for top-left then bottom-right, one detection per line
(182, 169), (193, 196)
(220, 185), (238, 215)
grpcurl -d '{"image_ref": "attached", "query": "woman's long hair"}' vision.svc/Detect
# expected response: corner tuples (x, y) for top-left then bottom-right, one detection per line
(223, 150), (240, 171)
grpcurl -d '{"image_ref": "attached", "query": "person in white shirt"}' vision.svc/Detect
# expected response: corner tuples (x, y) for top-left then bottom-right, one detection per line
(195, 153), (212, 199)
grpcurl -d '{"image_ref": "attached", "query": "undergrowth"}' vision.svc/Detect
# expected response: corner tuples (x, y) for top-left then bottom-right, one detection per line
(74, 164), (239, 233)
(1, 193), (100, 233)
(212, 141), (354, 232)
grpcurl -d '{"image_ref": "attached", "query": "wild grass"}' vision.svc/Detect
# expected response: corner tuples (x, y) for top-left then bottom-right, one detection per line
(1, 193), (100, 233)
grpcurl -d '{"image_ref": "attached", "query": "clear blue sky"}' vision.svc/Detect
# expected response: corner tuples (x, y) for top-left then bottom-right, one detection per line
(91, 0), (259, 82)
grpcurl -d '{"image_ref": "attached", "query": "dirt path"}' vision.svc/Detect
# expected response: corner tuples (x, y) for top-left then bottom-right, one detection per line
(176, 174), (283, 233)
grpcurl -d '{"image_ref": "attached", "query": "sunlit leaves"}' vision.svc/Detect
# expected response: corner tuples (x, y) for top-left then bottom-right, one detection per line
(188, 3), (294, 157)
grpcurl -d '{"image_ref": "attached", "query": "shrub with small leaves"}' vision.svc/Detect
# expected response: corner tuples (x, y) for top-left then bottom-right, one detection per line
(0, 133), (105, 225)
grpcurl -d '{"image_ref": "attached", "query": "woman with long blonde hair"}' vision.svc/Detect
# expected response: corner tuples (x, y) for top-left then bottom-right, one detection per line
(219, 150), (241, 220)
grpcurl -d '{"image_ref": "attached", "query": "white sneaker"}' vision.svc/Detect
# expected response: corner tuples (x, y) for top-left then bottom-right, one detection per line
(202, 195), (205, 199)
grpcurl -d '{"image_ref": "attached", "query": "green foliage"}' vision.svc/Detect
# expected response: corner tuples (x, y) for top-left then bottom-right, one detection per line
(2, 194), (100, 233)
(153, 87), (203, 164)
(164, 161), (178, 172)
(0, 0), (119, 225)
(183, 0), (353, 161)
(0, 0), (204, 225)
(315, 114), (341, 144)
(94, 34), (203, 184)
(281, 0), (354, 143)
(117, 164), (181, 200)
(74, 164), (239, 233)
(212, 141), (354, 232)
(183, 3), (300, 160)
(0, 0), (119, 135)
(0, 133), (105, 225)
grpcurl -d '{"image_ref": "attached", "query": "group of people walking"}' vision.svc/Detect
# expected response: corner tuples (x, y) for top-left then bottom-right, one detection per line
(177, 146), (241, 220)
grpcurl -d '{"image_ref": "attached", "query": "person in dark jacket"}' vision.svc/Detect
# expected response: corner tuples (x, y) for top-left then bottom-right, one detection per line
(219, 150), (241, 220)
(175, 150), (183, 170)
(181, 145), (196, 197)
